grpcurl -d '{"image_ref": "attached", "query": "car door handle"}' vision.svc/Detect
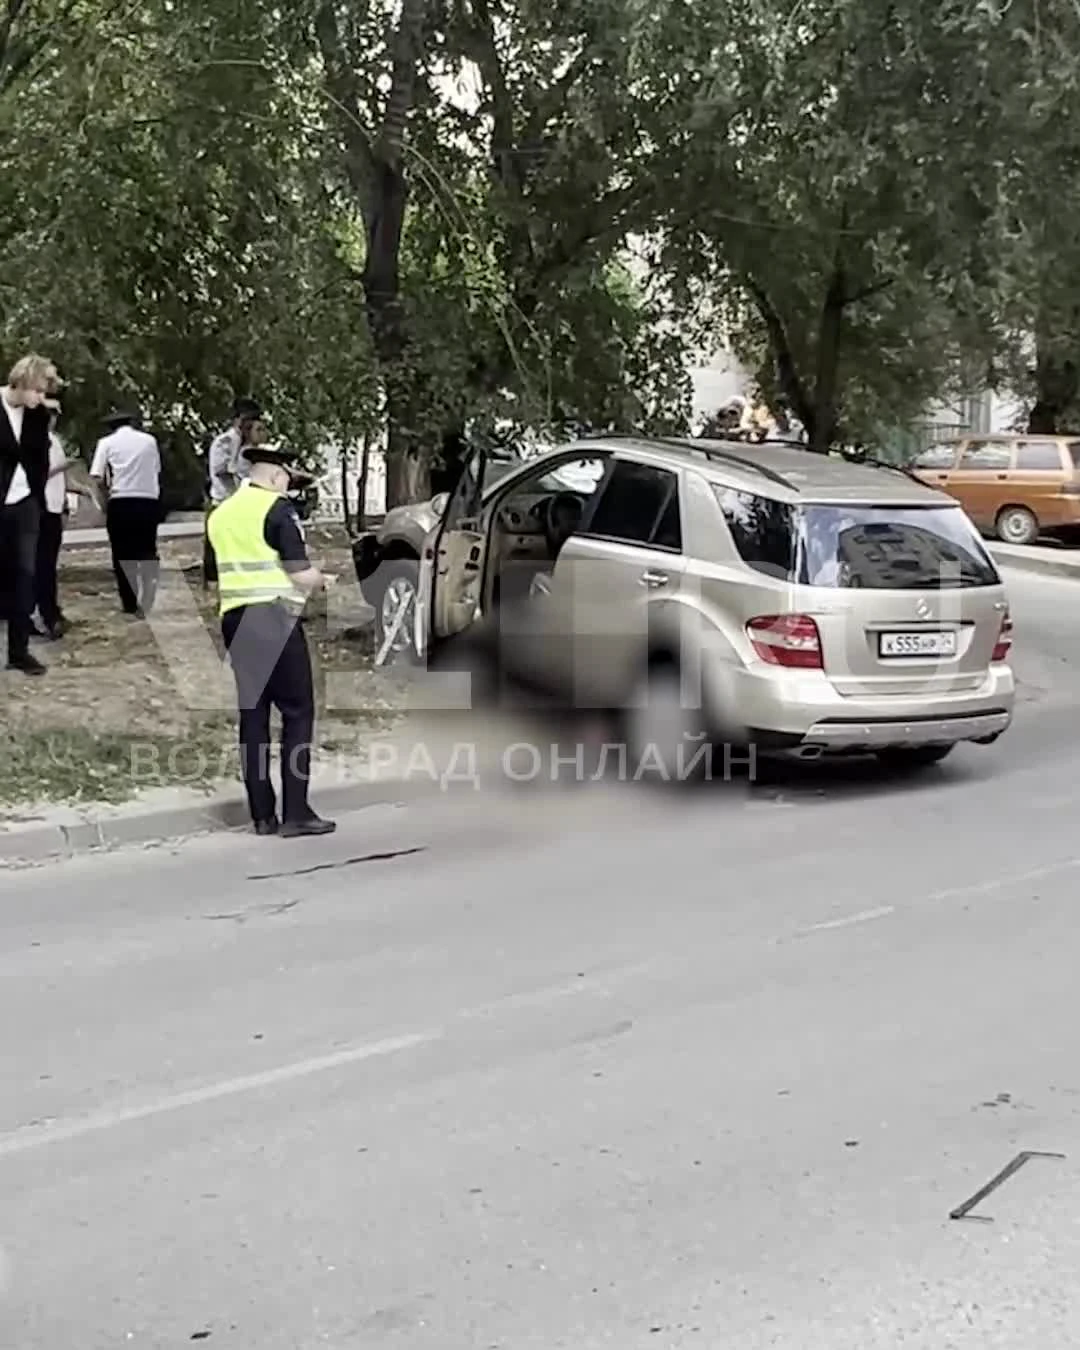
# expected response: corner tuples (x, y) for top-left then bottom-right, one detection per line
(996, 473), (1008, 480)
(639, 569), (670, 588)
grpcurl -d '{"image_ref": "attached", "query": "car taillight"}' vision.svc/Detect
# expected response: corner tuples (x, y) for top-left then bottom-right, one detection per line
(992, 611), (1012, 662)
(747, 614), (823, 668)
(1060, 482), (1080, 496)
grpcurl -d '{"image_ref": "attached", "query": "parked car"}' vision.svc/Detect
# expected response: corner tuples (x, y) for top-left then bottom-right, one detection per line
(908, 433), (1080, 545)
(415, 435), (1015, 773)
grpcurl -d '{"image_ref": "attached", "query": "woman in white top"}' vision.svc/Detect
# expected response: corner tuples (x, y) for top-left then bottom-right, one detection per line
(33, 400), (92, 639)
(33, 404), (70, 637)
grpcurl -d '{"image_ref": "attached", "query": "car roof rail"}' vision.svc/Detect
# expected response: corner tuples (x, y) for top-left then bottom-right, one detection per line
(652, 437), (798, 491)
(840, 451), (922, 483)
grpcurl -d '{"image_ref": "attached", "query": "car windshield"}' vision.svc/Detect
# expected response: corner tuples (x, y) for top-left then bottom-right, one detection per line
(716, 489), (1000, 589)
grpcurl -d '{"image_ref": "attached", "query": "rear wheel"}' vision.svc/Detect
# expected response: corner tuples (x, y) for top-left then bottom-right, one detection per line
(996, 505), (1039, 546)
(875, 744), (954, 771)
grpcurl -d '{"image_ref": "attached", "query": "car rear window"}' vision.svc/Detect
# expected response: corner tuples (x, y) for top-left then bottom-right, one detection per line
(715, 488), (1000, 589)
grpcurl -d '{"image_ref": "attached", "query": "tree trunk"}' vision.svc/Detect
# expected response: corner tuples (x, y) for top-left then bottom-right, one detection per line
(747, 281), (817, 440)
(316, 0), (429, 509)
(1029, 340), (1079, 434)
(356, 432), (372, 527)
(809, 266), (846, 455)
(385, 396), (430, 506)
(339, 443), (352, 532)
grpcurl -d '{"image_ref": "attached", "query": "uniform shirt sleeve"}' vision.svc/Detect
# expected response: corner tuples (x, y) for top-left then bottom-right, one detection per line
(89, 436), (109, 477)
(263, 497), (311, 574)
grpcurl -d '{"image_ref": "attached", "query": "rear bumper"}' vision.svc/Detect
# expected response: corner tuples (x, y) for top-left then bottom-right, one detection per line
(796, 709), (1010, 751)
(714, 660), (1015, 752)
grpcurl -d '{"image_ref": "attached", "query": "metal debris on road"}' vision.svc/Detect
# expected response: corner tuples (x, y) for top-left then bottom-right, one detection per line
(949, 1149), (1066, 1222)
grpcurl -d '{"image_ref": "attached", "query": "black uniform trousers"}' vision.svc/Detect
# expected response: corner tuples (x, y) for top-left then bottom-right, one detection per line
(35, 508), (64, 628)
(221, 601), (315, 825)
(0, 495), (40, 664)
(106, 496), (160, 614)
(203, 503), (219, 587)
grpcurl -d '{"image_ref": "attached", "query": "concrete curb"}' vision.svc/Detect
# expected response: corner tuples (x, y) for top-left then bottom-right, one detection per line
(0, 775), (434, 865)
(63, 521), (204, 550)
(989, 545), (1080, 581)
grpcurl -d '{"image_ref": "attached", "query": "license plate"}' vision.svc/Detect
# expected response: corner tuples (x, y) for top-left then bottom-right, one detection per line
(878, 630), (957, 658)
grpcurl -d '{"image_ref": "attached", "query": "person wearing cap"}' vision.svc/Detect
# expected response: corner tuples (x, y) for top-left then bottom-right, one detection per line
(204, 398), (264, 587)
(206, 445), (335, 838)
(90, 408), (162, 616)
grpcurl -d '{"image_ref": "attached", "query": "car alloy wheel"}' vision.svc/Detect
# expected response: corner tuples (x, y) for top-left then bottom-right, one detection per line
(373, 559), (420, 662)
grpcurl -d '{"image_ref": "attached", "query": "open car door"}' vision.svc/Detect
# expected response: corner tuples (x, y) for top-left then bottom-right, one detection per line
(418, 446), (491, 657)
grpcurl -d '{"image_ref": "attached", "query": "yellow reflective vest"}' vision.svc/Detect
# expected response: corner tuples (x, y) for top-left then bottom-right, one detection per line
(206, 482), (300, 616)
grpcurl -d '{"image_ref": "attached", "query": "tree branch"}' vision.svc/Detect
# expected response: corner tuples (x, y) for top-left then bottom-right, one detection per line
(842, 277), (893, 306)
(314, 1), (374, 208)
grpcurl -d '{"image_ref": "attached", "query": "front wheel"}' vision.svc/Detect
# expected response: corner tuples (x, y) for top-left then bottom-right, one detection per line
(875, 744), (954, 771)
(367, 557), (421, 664)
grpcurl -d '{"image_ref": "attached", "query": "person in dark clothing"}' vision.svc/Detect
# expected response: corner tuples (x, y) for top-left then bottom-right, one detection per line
(0, 354), (56, 675)
(90, 409), (162, 615)
(206, 446), (335, 838)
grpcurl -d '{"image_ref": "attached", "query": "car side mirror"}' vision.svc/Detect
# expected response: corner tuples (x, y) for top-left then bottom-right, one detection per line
(430, 492), (449, 518)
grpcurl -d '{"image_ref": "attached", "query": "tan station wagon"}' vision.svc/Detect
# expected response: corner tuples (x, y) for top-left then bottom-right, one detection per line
(405, 437), (1014, 773)
(909, 433), (1080, 545)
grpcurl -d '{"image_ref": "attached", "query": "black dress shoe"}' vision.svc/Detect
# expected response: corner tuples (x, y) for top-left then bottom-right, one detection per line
(280, 814), (336, 838)
(253, 818), (280, 836)
(8, 654), (46, 676)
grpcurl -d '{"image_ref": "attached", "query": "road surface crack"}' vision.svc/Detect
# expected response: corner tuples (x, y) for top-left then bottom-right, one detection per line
(246, 845), (425, 882)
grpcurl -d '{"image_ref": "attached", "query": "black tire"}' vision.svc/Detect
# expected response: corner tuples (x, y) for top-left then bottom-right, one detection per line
(995, 505), (1038, 546)
(366, 556), (421, 665)
(875, 744), (954, 771)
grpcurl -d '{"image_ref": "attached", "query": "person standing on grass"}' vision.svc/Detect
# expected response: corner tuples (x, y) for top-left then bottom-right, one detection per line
(0, 354), (56, 676)
(204, 398), (264, 587)
(90, 408), (162, 617)
(206, 444), (335, 839)
(32, 395), (73, 640)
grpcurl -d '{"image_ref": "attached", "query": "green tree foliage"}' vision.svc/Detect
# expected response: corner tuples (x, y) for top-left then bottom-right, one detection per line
(970, 0), (1080, 431)
(1, 0), (378, 480)
(652, 0), (1011, 450)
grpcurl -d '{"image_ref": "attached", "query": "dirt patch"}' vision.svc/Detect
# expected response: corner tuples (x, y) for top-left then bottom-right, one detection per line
(0, 526), (409, 805)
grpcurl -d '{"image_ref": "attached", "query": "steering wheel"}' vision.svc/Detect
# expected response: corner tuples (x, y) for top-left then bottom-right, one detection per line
(542, 492), (584, 553)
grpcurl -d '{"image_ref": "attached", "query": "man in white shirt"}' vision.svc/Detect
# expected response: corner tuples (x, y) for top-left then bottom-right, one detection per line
(0, 353), (55, 674)
(90, 409), (162, 616)
(203, 398), (263, 587)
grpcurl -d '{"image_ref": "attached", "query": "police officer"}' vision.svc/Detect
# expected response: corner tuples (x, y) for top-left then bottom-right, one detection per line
(206, 445), (336, 838)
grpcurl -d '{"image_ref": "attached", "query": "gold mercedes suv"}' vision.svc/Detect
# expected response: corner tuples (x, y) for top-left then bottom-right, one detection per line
(415, 436), (1015, 772)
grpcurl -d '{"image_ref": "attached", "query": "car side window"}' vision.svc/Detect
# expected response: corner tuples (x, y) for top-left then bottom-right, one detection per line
(913, 443), (957, 469)
(581, 460), (681, 550)
(1016, 440), (1063, 470)
(956, 441), (1011, 470)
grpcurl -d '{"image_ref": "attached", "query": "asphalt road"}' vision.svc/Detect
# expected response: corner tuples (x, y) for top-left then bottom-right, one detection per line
(3, 565), (1080, 1349)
